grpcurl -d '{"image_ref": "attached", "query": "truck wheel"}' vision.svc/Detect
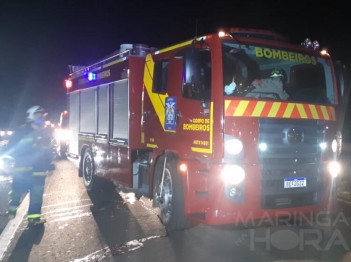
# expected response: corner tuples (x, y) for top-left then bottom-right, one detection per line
(59, 142), (67, 158)
(82, 148), (102, 192)
(59, 148), (67, 159)
(153, 156), (188, 231)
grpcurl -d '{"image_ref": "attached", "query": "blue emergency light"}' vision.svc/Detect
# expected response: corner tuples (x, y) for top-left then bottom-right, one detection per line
(88, 72), (96, 81)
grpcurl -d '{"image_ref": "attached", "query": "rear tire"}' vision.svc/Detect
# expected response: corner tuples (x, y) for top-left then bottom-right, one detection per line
(59, 144), (67, 159)
(153, 156), (188, 231)
(82, 148), (103, 192)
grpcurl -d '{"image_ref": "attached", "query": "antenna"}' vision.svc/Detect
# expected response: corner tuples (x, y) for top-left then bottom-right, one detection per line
(272, 28), (277, 40)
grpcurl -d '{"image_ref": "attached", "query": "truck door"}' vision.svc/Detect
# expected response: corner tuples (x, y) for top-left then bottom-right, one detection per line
(142, 46), (213, 156)
(173, 47), (213, 155)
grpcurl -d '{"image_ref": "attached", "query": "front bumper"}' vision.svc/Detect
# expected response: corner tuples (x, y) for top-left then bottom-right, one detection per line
(184, 161), (336, 225)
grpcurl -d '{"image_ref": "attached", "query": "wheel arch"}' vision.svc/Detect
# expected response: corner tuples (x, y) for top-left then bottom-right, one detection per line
(150, 150), (180, 197)
(79, 144), (91, 177)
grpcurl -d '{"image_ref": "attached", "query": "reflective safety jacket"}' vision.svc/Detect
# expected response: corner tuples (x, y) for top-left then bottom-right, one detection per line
(6, 123), (54, 174)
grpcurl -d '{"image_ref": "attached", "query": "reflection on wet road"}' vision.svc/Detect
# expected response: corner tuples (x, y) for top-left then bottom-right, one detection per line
(0, 176), (12, 234)
(0, 159), (350, 262)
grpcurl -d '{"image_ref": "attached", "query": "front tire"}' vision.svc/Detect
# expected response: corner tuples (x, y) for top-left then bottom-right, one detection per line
(153, 156), (188, 231)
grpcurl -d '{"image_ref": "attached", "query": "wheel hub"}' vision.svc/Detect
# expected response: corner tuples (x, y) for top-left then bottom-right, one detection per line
(157, 169), (173, 223)
(84, 156), (92, 185)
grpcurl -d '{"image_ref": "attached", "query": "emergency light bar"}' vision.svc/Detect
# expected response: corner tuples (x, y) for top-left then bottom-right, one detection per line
(301, 38), (320, 50)
(65, 79), (72, 89)
(88, 72), (96, 81)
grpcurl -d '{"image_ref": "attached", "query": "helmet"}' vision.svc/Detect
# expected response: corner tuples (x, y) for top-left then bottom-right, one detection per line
(26, 105), (45, 121)
(270, 69), (284, 78)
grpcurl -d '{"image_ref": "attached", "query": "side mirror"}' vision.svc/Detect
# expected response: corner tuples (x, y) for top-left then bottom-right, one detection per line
(334, 61), (349, 131)
(335, 61), (346, 98)
(201, 100), (209, 109)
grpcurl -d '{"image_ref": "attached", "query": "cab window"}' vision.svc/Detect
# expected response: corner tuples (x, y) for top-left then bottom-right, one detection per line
(153, 59), (169, 93)
(178, 47), (212, 101)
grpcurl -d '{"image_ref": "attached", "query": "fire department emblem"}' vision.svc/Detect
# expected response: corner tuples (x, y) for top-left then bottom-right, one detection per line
(164, 97), (177, 131)
(287, 128), (304, 144)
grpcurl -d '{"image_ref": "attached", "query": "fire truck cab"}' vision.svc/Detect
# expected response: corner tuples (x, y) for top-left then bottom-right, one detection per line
(65, 28), (345, 231)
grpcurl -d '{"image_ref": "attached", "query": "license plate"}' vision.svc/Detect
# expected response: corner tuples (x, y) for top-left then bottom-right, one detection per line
(284, 177), (307, 188)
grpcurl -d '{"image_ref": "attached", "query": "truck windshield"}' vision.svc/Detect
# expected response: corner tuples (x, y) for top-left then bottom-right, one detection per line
(222, 41), (336, 104)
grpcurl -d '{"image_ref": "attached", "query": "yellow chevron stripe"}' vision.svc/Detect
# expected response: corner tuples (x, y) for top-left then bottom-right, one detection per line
(296, 104), (307, 119)
(146, 143), (158, 148)
(233, 101), (249, 116)
(143, 54), (168, 130)
(225, 100), (336, 121)
(224, 100), (232, 112)
(308, 105), (319, 119)
(156, 37), (206, 54)
(320, 106), (330, 120)
(268, 102), (281, 117)
(283, 103), (295, 118)
(252, 101), (266, 117)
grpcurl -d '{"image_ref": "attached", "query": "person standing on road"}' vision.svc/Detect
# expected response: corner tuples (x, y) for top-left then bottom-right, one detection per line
(5, 105), (54, 225)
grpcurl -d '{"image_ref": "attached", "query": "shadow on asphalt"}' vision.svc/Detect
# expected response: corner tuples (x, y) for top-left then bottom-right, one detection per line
(7, 225), (45, 262)
(87, 188), (156, 261)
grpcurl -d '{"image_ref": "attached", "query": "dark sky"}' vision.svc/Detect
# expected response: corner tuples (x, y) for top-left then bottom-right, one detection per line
(0, 0), (350, 129)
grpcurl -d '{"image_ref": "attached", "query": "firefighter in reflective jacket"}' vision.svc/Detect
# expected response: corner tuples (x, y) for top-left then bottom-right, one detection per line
(5, 105), (54, 225)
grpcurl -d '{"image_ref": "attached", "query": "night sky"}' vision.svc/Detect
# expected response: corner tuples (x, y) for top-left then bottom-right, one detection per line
(0, 0), (350, 129)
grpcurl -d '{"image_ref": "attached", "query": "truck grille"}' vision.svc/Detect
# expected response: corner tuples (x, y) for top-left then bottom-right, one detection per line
(258, 118), (326, 209)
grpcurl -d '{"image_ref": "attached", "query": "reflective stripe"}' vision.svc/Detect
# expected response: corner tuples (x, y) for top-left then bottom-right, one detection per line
(8, 190), (12, 195)
(9, 206), (18, 211)
(224, 100), (336, 120)
(32, 172), (46, 176)
(13, 166), (33, 172)
(19, 138), (33, 144)
(27, 214), (41, 219)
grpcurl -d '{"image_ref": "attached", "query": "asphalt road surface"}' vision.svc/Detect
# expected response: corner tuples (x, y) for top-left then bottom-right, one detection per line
(1, 159), (351, 262)
(0, 175), (11, 235)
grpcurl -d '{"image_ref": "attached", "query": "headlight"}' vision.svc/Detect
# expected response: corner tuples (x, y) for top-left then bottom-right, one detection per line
(55, 129), (70, 141)
(225, 139), (243, 155)
(319, 142), (327, 150)
(221, 165), (245, 184)
(328, 161), (341, 178)
(259, 143), (267, 151)
(331, 139), (337, 153)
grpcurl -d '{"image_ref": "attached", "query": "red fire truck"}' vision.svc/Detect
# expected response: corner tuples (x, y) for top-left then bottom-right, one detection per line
(54, 110), (69, 158)
(65, 28), (345, 231)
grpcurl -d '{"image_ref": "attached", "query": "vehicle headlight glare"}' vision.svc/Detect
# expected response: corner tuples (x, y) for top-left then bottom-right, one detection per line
(328, 161), (341, 178)
(319, 142), (327, 150)
(225, 139), (243, 155)
(55, 129), (71, 142)
(221, 165), (245, 185)
(259, 143), (267, 151)
(331, 139), (337, 153)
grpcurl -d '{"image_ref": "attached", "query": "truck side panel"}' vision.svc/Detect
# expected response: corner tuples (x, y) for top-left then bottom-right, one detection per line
(80, 88), (96, 133)
(98, 84), (109, 135)
(111, 80), (129, 141)
(68, 91), (80, 156)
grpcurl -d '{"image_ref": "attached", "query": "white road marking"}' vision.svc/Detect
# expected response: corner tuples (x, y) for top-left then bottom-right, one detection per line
(0, 194), (29, 260)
